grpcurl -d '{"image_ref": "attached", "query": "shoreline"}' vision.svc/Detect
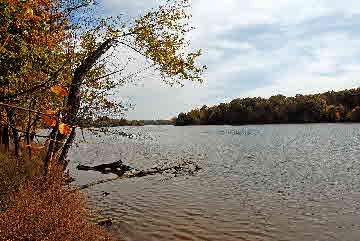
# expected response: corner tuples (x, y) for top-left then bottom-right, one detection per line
(175, 120), (359, 126)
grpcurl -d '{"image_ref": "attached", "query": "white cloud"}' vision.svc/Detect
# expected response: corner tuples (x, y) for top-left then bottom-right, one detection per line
(242, 73), (358, 99)
(99, 0), (360, 119)
(192, 0), (360, 27)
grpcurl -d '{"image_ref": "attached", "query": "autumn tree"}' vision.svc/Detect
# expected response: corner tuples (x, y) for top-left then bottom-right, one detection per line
(0, 0), (72, 157)
(0, 0), (206, 173)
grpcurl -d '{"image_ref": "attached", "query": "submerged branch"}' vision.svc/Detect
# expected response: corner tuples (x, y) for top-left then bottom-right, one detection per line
(69, 161), (201, 191)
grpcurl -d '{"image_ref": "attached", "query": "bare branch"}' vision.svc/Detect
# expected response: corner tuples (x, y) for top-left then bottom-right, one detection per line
(0, 103), (55, 118)
(88, 69), (123, 83)
(116, 40), (148, 59)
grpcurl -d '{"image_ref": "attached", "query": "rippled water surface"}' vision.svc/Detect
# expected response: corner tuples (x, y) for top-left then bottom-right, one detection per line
(68, 124), (360, 241)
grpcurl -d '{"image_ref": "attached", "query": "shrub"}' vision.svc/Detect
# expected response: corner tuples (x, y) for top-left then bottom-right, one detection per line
(0, 153), (116, 241)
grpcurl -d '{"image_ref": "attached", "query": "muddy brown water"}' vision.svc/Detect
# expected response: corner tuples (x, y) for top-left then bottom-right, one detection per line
(68, 124), (360, 241)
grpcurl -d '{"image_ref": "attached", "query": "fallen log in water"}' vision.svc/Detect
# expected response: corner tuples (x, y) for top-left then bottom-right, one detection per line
(97, 218), (112, 226)
(69, 161), (201, 191)
(76, 160), (131, 176)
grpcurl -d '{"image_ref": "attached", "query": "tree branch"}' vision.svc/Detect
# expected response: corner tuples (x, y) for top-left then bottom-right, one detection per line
(0, 61), (69, 102)
(116, 40), (148, 59)
(0, 103), (56, 118)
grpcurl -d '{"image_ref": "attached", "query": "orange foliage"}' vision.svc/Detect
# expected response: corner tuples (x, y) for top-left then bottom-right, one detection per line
(41, 110), (57, 127)
(335, 111), (341, 120)
(24, 145), (46, 151)
(50, 86), (69, 97)
(59, 123), (71, 135)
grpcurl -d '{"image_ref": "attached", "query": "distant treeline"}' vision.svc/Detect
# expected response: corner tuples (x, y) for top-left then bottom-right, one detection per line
(176, 88), (360, 126)
(142, 120), (175, 125)
(82, 116), (175, 127)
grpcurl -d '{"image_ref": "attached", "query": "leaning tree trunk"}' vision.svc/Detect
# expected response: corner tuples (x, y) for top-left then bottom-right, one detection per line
(57, 127), (76, 171)
(44, 38), (115, 172)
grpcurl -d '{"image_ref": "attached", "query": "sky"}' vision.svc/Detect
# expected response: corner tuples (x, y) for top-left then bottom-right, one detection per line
(100, 0), (360, 120)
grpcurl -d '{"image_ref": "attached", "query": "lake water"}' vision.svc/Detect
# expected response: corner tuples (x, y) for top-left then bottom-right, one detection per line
(68, 124), (360, 241)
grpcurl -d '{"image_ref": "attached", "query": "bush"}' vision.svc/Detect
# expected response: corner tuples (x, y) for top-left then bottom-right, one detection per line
(0, 153), (116, 241)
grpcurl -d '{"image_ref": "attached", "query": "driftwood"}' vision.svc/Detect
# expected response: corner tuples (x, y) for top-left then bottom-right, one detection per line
(97, 218), (112, 226)
(76, 160), (132, 176)
(70, 161), (201, 191)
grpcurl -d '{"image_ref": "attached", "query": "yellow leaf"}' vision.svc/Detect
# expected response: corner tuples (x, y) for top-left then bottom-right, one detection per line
(50, 86), (69, 97)
(25, 8), (34, 15)
(59, 123), (71, 135)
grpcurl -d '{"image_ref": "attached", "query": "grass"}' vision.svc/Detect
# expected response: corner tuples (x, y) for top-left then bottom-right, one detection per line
(0, 150), (117, 240)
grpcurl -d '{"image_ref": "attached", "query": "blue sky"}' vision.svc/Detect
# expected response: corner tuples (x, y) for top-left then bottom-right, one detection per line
(101, 0), (359, 120)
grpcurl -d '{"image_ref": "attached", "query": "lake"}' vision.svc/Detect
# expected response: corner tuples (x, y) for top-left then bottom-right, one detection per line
(68, 124), (360, 241)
